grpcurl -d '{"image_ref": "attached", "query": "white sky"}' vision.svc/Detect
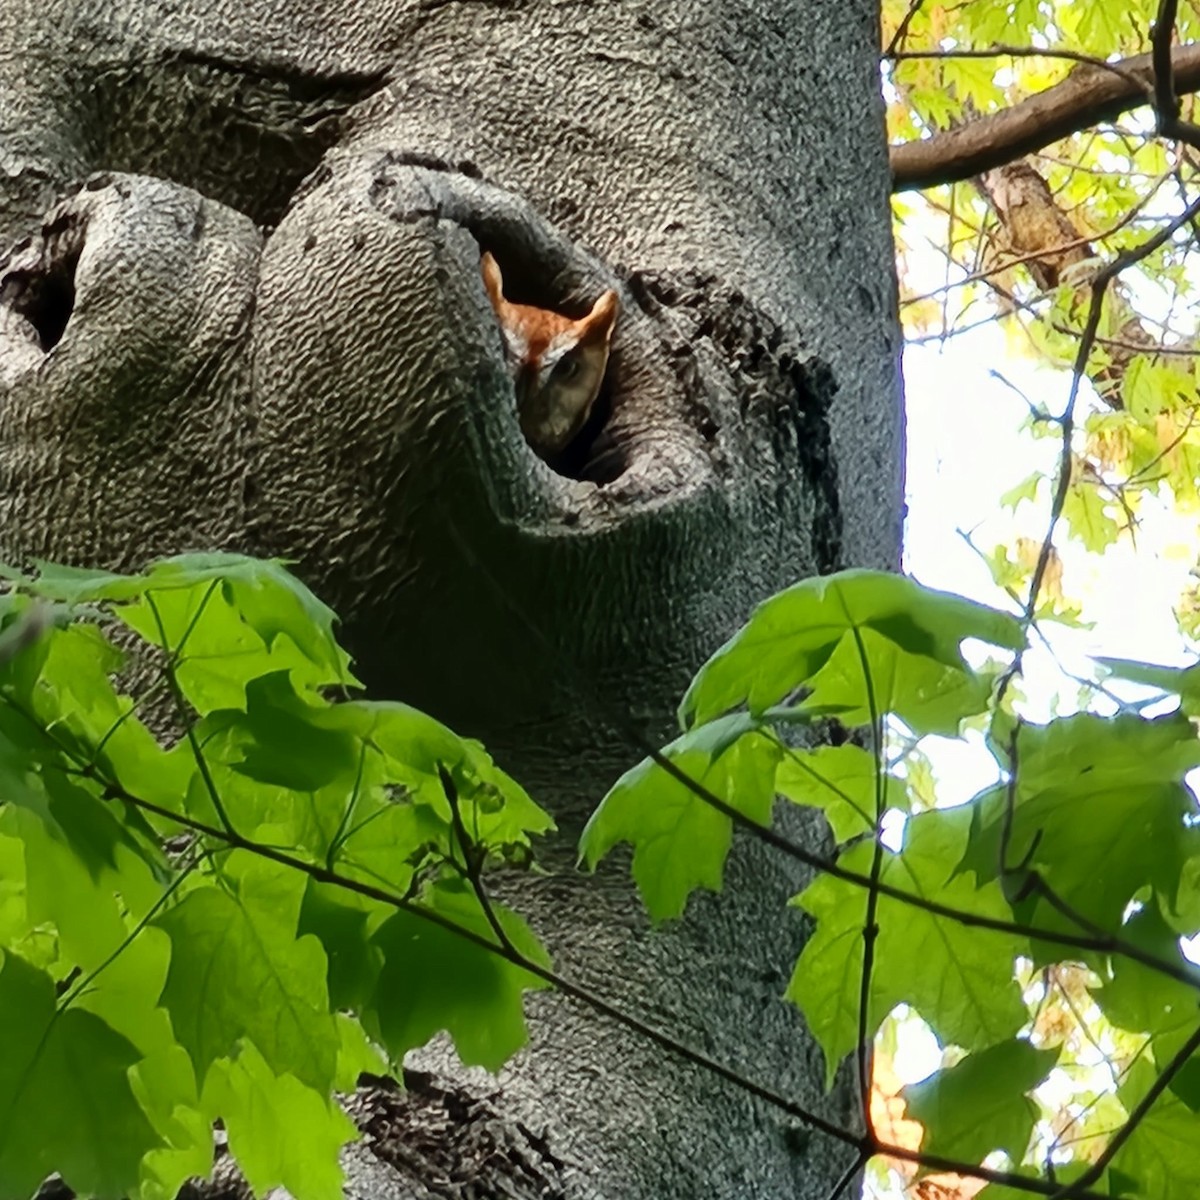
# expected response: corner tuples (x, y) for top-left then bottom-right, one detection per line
(905, 324), (1198, 699)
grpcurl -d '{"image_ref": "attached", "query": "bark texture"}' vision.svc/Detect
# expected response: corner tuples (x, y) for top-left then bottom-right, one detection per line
(0, 2), (902, 1197)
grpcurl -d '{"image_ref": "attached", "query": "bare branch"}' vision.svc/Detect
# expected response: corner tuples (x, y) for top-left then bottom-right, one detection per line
(822, 1149), (868, 1200)
(851, 623), (885, 1135)
(901, 171), (1172, 307)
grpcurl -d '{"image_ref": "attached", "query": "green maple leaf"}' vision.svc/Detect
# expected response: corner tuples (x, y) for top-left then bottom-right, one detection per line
(0, 952), (161, 1200)
(1109, 1058), (1200, 1200)
(217, 672), (363, 792)
(202, 1042), (356, 1200)
(0, 834), (34, 958)
(154, 857), (340, 1094)
(1061, 478), (1120, 553)
(298, 884), (385, 1013)
(999, 471), (1044, 510)
(1099, 906), (1200, 1076)
(679, 570), (1021, 731)
(362, 702), (554, 846)
(370, 880), (550, 1072)
(579, 717), (781, 920)
(0, 561), (150, 605)
(149, 555), (353, 687)
(0, 588), (188, 825)
(114, 555), (356, 711)
(962, 713), (1200, 933)
(776, 743), (907, 843)
(26, 771), (164, 916)
(334, 1013), (387, 1089)
(129, 1046), (213, 1200)
(11, 806), (174, 1063)
(904, 1039), (1058, 1166)
(790, 809), (1028, 1086)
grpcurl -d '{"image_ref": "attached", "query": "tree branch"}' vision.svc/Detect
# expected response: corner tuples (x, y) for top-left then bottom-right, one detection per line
(822, 1149), (868, 1200)
(850, 620), (885, 1136)
(884, 0), (926, 57)
(989, 185), (1200, 715)
(890, 43), (1200, 191)
(889, 44), (1150, 91)
(1152, 0), (1200, 150)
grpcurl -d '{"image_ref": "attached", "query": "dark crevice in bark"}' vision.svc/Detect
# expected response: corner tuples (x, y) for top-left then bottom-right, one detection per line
(35, 1071), (572, 1200)
(370, 150), (487, 181)
(345, 1072), (572, 1199)
(0, 212), (84, 351)
(625, 268), (844, 569)
(786, 358), (843, 574)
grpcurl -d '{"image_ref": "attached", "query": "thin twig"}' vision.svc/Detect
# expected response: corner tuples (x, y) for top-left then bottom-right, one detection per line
(993, 188), (1200, 708)
(1151, 0), (1200, 150)
(57, 851), (199, 1012)
(847, 616), (885, 1135)
(1056, 974), (1118, 1088)
(998, 722), (1023, 879)
(822, 1148), (868, 1200)
(1047, 1034), (1151, 1159)
(884, 0), (926, 57)
(953, 527), (1139, 713)
(439, 764), (517, 954)
(1028, 189), (1200, 620)
(877, 1140), (1111, 1198)
(1125, 404), (1200, 486)
(146, 590), (235, 834)
(888, 44), (1151, 94)
(900, 170), (1172, 308)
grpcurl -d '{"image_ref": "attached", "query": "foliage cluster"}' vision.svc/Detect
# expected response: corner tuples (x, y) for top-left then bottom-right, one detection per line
(2, 556), (1200, 1200)
(884, 0), (1200, 632)
(0, 556), (552, 1200)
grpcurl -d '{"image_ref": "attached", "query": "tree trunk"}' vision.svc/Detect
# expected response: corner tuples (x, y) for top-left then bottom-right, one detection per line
(0, 2), (902, 1197)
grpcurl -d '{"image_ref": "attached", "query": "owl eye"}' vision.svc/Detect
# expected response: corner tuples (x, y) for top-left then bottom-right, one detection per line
(552, 354), (581, 383)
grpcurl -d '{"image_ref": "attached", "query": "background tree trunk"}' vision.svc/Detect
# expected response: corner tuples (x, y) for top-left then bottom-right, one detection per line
(0, 2), (902, 1196)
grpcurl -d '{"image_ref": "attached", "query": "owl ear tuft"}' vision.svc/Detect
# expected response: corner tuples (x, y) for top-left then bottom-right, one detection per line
(578, 290), (619, 345)
(480, 252), (507, 312)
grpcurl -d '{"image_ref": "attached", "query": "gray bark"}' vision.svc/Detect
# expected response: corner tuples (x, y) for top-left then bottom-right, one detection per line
(0, 1), (902, 1197)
